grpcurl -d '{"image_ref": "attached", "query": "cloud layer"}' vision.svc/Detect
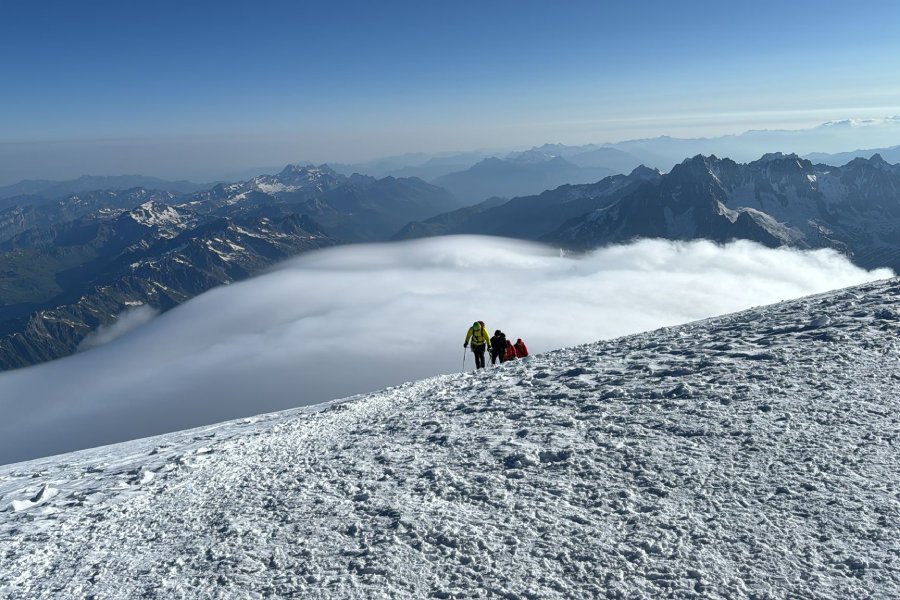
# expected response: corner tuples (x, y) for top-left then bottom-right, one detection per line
(0, 236), (891, 464)
(78, 305), (159, 351)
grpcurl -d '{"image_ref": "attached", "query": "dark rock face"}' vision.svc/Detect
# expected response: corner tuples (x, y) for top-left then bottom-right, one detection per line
(548, 153), (900, 268)
(406, 153), (900, 270)
(396, 166), (662, 241)
(0, 208), (335, 370)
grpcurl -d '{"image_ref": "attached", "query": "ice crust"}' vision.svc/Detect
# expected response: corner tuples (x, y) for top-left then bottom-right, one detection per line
(1, 278), (900, 598)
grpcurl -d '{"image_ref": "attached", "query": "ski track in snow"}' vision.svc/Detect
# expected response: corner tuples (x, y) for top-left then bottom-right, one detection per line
(2, 279), (900, 599)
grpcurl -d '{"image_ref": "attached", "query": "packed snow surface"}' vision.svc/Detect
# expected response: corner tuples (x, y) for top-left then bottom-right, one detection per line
(2, 278), (900, 599)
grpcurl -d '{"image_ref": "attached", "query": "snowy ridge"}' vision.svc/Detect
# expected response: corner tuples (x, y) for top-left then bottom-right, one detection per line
(2, 278), (900, 598)
(126, 201), (197, 237)
(242, 165), (342, 199)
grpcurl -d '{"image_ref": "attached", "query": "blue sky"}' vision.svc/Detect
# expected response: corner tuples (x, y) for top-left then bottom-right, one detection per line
(2, 0), (900, 180)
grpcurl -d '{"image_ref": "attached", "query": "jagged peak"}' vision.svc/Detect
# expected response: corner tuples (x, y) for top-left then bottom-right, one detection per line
(127, 201), (190, 228)
(134, 199), (171, 211)
(845, 153), (895, 170)
(670, 154), (723, 178)
(748, 153), (813, 174)
(628, 165), (660, 179)
(757, 152), (800, 163)
(277, 163), (338, 178)
(278, 163), (314, 175)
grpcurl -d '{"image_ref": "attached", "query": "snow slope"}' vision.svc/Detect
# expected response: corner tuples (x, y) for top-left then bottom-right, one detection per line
(2, 278), (900, 599)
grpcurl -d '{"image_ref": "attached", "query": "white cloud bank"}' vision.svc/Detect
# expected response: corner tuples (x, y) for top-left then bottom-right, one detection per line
(0, 236), (892, 464)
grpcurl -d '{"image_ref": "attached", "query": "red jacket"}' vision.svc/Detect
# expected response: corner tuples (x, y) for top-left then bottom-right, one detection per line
(504, 340), (518, 361)
(514, 339), (528, 357)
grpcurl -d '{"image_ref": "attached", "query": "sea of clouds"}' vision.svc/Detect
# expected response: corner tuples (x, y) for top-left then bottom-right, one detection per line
(0, 236), (892, 464)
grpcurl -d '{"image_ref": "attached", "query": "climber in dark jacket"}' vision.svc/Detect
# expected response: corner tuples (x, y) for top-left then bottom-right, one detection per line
(490, 330), (506, 365)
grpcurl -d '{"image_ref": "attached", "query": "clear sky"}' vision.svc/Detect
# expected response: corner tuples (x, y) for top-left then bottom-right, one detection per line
(2, 0), (900, 181)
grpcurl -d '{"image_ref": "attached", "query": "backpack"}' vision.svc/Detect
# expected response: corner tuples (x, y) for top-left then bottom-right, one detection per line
(470, 323), (487, 345)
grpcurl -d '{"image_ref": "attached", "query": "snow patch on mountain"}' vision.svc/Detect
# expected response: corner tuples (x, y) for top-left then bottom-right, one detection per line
(127, 201), (196, 237)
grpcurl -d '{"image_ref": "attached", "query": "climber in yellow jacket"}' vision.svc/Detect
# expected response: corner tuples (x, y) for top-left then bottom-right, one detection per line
(463, 321), (491, 369)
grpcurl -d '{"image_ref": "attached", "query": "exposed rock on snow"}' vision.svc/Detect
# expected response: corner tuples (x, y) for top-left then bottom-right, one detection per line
(2, 278), (900, 598)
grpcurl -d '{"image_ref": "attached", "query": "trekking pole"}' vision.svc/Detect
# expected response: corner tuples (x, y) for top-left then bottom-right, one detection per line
(462, 347), (467, 372)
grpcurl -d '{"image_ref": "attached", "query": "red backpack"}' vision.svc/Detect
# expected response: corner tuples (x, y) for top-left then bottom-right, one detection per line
(514, 339), (528, 357)
(504, 340), (518, 361)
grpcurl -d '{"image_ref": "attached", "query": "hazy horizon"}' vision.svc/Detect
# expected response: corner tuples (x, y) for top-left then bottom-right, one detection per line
(3, 1), (900, 185)
(2, 116), (900, 186)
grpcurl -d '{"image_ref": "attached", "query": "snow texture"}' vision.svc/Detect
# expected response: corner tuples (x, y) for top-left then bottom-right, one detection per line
(2, 277), (900, 598)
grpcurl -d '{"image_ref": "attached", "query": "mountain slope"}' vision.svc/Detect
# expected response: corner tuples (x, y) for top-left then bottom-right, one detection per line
(546, 153), (900, 268)
(396, 166), (660, 240)
(0, 165), (460, 370)
(2, 277), (899, 598)
(0, 188), (179, 244)
(547, 155), (808, 250)
(184, 164), (463, 242)
(0, 208), (335, 369)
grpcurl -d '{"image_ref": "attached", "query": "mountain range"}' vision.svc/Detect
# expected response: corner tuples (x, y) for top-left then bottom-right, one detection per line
(327, 117), (900, 186)
(4, 150), (900, 371)
(803, 145), (900, 167)
(399, 153), (900, 271)
(432, 153), (620, 204)
(0, 165), (461, 369)
(0, 174), (209, 203)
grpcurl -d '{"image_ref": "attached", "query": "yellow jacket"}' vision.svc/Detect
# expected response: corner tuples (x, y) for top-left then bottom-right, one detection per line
(464, 323), (491, 348)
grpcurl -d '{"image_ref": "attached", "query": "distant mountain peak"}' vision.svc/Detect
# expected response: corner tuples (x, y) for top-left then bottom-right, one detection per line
(628, 165), (660, 179)
(278, 163), (315, 175)
(844, 153), (895, 170)
(670, 154), (724, 179)
(126, 201), (195, 235)
(757, 152), (800, 163)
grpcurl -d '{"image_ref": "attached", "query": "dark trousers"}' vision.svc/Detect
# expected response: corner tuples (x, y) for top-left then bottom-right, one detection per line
(472, 343), (486, 369)
(490, 348), (502, 365)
